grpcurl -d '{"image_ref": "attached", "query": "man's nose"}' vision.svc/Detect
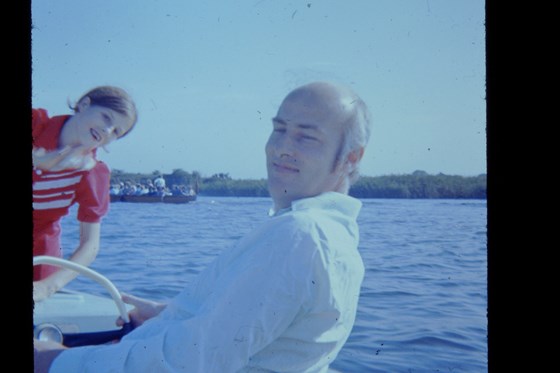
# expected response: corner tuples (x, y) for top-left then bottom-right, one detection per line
(274, 134), (295, 157)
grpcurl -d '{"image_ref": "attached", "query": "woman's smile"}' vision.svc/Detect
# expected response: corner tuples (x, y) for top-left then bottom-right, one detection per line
(90, 128), (102, 142)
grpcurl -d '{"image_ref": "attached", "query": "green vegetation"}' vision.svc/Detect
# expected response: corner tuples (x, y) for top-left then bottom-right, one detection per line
(349, 170), (486, 199)
(110, 169), (486, 199)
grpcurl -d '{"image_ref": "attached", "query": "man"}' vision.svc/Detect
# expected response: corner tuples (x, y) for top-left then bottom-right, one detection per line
(34, 81), (372, 373)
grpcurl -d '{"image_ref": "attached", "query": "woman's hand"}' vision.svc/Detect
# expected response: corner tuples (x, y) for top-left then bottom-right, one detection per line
(33, 280), (55, 303)
(116, 292), (167, 328)
(33, 145), (95, 172)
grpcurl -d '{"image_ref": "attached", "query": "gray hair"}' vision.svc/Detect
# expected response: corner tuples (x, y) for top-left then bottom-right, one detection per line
(338, 92), (372, 184)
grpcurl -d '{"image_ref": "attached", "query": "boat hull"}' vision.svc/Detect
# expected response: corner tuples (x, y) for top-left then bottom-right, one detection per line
(111, 194), (196, 203)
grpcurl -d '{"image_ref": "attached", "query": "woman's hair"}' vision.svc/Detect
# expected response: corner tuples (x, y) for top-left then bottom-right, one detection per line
(70, 86), (138, 138)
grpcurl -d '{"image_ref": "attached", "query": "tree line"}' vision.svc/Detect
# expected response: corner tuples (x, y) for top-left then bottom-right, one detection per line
(110, 169), (486, 199)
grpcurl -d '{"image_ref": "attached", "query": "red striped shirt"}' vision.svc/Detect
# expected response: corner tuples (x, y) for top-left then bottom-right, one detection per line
(32, 109), (110, 280)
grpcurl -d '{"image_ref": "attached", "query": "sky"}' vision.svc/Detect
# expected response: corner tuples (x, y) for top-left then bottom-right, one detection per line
(31, 0), (486, 180)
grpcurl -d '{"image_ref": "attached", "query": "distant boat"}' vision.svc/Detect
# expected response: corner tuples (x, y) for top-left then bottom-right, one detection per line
(110, 194), (196, 204)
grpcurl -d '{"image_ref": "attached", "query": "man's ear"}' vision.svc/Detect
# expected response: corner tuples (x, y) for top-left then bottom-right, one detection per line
(348, 147), (365, 165)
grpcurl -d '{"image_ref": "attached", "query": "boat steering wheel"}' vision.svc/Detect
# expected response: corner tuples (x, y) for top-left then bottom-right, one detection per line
(33, 256), (134, 346)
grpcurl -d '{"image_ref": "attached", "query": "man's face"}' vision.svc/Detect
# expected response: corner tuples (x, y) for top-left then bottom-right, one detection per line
(265, 92), (347, 210)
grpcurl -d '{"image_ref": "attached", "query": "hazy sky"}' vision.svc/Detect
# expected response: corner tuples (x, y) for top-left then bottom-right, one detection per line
(31, 0), (486, 179)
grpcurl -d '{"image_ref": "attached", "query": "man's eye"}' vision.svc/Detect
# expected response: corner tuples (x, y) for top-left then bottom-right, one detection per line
(301, 135), (318, 142)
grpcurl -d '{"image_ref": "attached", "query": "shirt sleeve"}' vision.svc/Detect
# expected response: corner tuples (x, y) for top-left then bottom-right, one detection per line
(32, 108), (49, 146)
(50, 216), (321, 372)
(75, 161), (111, 223)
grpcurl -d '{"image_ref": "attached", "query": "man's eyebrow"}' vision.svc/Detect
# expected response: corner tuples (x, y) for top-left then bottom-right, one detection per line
(272, 117), (320, 131)
(272, 117), (286, 125)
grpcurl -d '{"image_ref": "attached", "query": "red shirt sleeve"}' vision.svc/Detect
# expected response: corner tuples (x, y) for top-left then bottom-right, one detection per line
(75, 161), (111, 223)
(32, 108), (50, 145)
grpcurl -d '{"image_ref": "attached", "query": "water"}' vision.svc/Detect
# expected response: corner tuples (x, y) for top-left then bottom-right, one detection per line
(61, 197), (487, 372)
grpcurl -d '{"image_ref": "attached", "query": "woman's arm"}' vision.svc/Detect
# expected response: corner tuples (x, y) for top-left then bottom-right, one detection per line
(32, 145), (96, 172)
(33, 222), (101, 302)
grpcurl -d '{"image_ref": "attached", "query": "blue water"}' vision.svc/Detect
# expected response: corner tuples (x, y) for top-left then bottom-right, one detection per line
(61, 197), (487, 372)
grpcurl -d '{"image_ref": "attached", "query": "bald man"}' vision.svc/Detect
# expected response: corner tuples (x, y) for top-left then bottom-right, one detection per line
(35, 81), (372, 373)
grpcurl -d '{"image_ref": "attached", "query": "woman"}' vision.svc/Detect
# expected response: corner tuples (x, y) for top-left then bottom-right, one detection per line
(32, 86), (138, 302)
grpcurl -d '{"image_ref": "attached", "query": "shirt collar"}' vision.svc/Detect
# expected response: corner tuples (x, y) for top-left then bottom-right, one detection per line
(269, 192), (362, 219)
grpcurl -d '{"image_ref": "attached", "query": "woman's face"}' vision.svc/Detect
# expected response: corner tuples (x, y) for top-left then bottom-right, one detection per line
(72, 98), (134, 149)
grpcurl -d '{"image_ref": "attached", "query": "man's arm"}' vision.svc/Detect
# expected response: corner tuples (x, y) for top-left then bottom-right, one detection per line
(116, 293), (167, 328)
(34, 340), (67, 373)
(48, 219), (316, 372)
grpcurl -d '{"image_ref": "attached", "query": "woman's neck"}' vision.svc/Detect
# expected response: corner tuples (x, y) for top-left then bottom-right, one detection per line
(58, 115), (78, 148)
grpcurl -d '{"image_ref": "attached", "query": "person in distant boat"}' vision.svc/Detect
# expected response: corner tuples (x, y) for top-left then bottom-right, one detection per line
(109, 183), (122, 196)
(154, 174), (166, 194)
(32, 86), (138, 303)
(34, 81), (371, 373)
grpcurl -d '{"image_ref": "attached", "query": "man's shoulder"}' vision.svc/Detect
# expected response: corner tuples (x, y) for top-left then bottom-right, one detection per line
(274, 209), (317, 231)
(291, 192), (361, 218)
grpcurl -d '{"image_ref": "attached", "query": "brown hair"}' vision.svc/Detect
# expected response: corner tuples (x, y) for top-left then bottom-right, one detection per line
(70, 86), (138, 138)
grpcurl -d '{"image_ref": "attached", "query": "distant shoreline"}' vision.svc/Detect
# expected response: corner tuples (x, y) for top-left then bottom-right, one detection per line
(110, 169), (486, 199)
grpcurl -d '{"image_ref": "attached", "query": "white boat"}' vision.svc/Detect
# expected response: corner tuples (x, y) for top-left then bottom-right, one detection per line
(33, 256), (133, 347)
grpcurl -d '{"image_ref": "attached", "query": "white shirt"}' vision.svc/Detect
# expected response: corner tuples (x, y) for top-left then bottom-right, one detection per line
(154, 177), (166, 188)
(51, 192), (365, 373)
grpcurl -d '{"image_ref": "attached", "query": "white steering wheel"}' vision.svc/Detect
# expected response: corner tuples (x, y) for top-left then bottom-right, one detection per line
(33, 256), (130, 324)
